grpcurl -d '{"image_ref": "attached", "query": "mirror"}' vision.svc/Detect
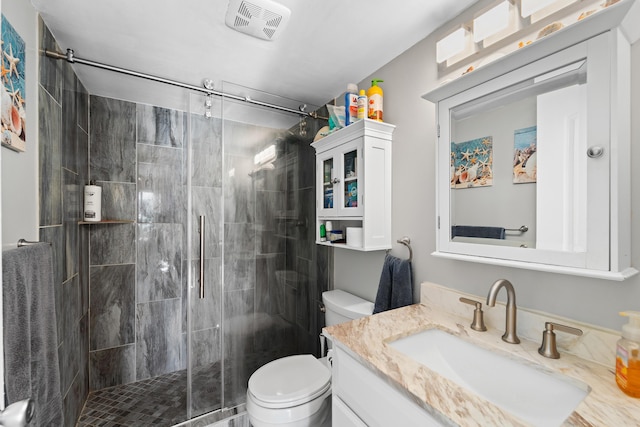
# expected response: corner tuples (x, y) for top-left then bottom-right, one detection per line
(448, 60), (588, 251)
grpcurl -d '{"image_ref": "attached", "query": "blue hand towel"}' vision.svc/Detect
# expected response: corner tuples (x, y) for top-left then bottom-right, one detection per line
(373, 254), (413, 314)
(2, 243), (63, 426)
(451, 225), (506, 240)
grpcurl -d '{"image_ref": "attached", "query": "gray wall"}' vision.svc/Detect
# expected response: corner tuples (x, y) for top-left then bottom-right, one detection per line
(38, 18), (90, 426)
(2, 0), (39, 246)
(335, 6), (640, 331)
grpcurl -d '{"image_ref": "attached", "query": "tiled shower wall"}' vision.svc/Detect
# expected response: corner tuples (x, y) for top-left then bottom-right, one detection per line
(38, 18), (90, 425)
(86, 93), (331, 404)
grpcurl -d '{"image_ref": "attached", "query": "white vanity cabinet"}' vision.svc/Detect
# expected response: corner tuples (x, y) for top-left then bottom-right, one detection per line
(423, 2), (639, 280)
(331, 345), (446, 427)
(311, 119), (394, 251)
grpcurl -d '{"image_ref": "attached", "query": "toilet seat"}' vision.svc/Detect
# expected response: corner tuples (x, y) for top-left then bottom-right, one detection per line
(248, 354), (331, 409)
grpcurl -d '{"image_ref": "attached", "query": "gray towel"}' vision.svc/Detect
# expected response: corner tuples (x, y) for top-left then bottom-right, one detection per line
(451, 225), (506, 239)
(3, 243), (63, 426)
(373, 254), (413, 314)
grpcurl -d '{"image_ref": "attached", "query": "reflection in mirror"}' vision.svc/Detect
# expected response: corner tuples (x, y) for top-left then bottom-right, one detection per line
(449, 60), (588, 251)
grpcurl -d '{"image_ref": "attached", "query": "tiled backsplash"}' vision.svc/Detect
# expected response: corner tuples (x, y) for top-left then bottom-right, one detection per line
(421, 282), (619, 368)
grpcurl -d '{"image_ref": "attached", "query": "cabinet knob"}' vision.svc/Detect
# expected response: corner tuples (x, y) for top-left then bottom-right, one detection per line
(587, 146), (604, 158)
(332, 178), (341, 184)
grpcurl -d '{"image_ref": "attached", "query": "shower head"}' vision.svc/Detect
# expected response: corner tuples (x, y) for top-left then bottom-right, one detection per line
(225, 0), (291, 41)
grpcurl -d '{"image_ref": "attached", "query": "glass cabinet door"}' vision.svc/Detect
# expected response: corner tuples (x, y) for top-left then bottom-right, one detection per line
(322, 157), (334, 210)
(341, 148), (362, 215)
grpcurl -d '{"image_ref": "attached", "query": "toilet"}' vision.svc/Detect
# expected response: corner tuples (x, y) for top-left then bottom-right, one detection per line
(246, 290), (374, 427)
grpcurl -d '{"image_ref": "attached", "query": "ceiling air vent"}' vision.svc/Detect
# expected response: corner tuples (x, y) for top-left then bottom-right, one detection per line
(225, 0), (291, 41)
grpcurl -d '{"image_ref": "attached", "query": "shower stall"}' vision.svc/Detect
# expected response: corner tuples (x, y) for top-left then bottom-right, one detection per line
(79, 78), (330, 425)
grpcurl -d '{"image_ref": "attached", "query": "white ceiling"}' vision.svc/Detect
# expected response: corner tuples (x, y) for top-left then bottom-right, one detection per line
(31, 0), (478, 115)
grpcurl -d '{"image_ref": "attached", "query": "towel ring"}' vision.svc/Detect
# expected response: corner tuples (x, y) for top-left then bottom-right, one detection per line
(387, 236), (412, 262)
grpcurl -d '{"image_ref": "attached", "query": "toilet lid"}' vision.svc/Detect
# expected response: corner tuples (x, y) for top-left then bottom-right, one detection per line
(248, 355), (331, 407)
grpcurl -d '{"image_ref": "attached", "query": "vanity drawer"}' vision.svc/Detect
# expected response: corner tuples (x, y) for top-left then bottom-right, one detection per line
(332, 346), (445, 427)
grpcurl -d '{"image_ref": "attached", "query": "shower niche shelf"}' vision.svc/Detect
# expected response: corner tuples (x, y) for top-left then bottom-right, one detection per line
(78, 220), (134, 225)
(311, 119), (394, 251)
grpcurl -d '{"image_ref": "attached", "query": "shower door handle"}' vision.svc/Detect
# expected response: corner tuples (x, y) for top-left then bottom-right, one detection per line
(199, 215), (205, 299)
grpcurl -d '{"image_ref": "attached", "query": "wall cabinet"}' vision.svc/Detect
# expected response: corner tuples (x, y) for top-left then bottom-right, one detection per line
(311, 119), (394, 251)
(423, 1), (639, 280)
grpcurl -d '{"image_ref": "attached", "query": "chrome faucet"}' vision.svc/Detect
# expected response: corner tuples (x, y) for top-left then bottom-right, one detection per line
(486, 279), (520, 344)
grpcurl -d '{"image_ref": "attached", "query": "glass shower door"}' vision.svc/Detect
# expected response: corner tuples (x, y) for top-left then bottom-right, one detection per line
(186, 90), (224, 418)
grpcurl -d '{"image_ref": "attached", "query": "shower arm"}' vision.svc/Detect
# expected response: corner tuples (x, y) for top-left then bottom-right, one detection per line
(45, 49), (328, 120)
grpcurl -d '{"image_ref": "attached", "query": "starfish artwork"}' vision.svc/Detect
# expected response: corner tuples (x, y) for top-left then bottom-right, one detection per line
(1, 14), (26, 152)
(450, 136), (493, 189)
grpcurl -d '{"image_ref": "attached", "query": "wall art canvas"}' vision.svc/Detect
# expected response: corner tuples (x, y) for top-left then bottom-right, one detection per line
(1, 14), (26, 152)
(451, 136), (493, 189)
(513, 126), (537, 184)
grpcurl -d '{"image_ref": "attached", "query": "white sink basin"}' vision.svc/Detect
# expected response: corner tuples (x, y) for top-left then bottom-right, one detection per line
(389, 329), (589, 427)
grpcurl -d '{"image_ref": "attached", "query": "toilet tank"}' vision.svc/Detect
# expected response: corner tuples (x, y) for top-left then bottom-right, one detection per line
(322, 290), (374, 326)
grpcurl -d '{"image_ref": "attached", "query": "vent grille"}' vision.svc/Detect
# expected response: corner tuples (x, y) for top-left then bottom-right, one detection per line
(225, 0), (291, 41)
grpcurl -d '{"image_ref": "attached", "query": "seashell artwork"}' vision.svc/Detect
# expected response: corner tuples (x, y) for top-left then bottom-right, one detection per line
(1, 14), (26, 152)
(513, 126), (537, 184)
(450, 136), (493, 189)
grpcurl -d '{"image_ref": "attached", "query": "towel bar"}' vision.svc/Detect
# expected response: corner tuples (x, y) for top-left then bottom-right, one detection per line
(17, 239), (50, 247)
(387, 237), (413, 262)
(505, 226), (528, 233)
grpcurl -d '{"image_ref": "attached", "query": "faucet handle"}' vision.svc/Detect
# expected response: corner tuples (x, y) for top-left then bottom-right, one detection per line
(459, 297), (487, 332)
(538, 322), (583, 359)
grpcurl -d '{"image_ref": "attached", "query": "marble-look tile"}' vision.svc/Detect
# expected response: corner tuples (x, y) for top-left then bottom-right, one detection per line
(77, 79), (89, 133)
(39, 225), (64, 293)
(62, 61), (78, 173)
(255, 192), (285, 255)
(223, 289), (255, 359)
(191, 327), (221, 369)
(39, 86), (62, 226)
(136, 299), (183, 380)
(89, 344), (136, 391)
(79, 224), (90, 316)
(137, 104), (183, 147)
(137, 145), (184, 224)
(295, 136), (316, 190)
(255, 254), (282, 316)
(38, 17), (62, 103)
(58, 312), (80, 397)
(89, 264), (135, 351)
(224, 253), (255, 292)
(224, 223), (255, 254)
(77, 129), (89, 185)
(190, 186), (222, 258)
(98, 181), (136, 221)
(63, 169), (80, 281)
(137, 223), (182, 303)
(63, 344), (88, 427)
(295, 188), (315, 261)
(89, 96), (136, 183)
(89, 223), (135, 265)
(182, 258), (222, 333)
(189, 114), (222, 187)
(224, 154), (255, 224)
(60, 275), (81, 344)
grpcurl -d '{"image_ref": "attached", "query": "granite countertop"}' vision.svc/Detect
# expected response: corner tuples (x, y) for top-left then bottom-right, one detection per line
(324, 302), (639, 426)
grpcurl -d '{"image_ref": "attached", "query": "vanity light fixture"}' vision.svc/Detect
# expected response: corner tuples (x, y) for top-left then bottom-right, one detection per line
(436, 27), (468, 64)
(473, 1), (510, 43)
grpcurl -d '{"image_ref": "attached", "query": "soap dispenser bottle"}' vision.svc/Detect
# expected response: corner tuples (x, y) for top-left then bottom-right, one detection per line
(616, 311), (640, 398)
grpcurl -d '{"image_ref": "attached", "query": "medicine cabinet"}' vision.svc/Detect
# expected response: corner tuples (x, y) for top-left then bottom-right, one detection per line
(423, 0), (639, 280)
(311, 119), (394, 251)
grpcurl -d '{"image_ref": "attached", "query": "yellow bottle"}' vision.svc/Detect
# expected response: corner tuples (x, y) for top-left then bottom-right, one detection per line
(367, 79), (384, 122)
(616, 311), (640, 398)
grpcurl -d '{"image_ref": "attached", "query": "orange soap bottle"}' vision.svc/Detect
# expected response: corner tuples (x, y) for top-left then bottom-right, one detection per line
(616, 311), (640, 398)
(367, 79), (384, 122)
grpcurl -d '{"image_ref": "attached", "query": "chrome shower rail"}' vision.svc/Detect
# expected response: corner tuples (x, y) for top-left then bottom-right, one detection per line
(45, 49), (323, 119)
